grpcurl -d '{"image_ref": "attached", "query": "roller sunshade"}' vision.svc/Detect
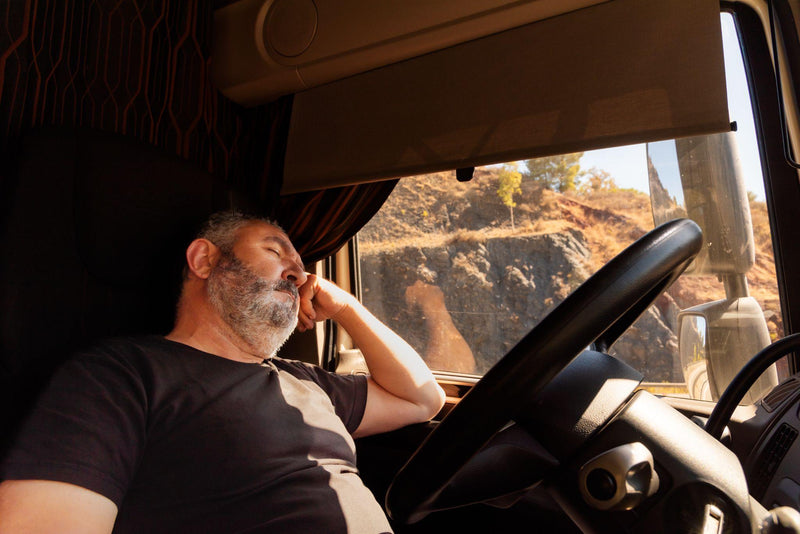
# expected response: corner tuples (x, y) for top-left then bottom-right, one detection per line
(283, 0), (729, 193)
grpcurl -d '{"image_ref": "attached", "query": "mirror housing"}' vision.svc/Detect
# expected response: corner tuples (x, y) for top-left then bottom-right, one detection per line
(649, 131), (778, 402)
(648, 132), (755, 276)
(678, 297), (777, 403)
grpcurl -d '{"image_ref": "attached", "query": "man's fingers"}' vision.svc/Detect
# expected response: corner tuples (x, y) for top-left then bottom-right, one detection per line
(296, 306), (315, 331)
(299, 298), (316, 319)
(298, 287), (317, 319)
(296, 274), (318, 330)
(294, 274), (350, 330)
(296, 314), (313, 331)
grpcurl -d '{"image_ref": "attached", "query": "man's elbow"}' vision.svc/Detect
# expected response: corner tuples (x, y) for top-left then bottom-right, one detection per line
(419, 382), (446, 421)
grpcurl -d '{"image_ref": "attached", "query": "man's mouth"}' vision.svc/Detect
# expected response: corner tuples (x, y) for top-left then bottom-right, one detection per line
(275, 289), (296, 301)
(272, 281), (299, 302)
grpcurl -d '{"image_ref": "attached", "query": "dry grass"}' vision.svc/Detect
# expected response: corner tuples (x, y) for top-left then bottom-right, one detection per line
(359, 220), (573, 254)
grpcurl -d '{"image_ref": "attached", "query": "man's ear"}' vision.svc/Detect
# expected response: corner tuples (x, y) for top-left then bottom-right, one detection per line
(185, 238), (220, 280)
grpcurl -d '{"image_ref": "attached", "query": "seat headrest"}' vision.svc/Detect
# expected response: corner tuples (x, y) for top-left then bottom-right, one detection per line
(0, 126), (258, 453)
(71, 129), (242, 286)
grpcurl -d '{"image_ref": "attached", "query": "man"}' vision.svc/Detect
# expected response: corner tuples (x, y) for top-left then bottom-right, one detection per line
(0, 211), (445, 533)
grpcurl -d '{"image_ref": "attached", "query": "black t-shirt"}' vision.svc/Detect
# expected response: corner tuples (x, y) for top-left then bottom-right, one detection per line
(1, 336), (392, 533)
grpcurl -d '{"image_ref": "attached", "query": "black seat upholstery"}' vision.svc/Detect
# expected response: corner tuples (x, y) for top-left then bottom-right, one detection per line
(0, 127), (247, 452)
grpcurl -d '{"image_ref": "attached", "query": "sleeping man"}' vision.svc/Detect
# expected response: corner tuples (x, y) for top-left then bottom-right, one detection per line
(0, 210), (445, 533)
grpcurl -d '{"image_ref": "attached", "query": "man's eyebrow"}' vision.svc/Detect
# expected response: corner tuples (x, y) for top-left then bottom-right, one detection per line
(262, 235), (305, 270)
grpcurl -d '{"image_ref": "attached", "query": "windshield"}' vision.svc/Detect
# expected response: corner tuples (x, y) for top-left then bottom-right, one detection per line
(355, 13), (786, 401)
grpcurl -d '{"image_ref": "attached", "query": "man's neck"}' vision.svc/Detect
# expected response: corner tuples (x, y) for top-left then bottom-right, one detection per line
(167, 303), (265, 364)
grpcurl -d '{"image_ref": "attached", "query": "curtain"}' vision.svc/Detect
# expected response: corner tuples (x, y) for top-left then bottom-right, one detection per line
(277, 180), (398, 264)
(0, 0), (390, 263)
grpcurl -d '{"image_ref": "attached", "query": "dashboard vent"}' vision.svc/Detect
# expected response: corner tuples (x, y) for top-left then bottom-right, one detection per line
(762, 377), (800, 412)
(752, 423), (798, 499)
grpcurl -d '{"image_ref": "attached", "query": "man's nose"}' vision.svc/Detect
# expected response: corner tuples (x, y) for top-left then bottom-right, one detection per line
(283, 263), (308, 287)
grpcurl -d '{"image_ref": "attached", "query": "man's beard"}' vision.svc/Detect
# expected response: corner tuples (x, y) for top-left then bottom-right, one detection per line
(207, 252), (299, 357)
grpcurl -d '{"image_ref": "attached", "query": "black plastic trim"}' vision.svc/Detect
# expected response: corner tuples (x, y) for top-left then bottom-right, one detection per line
(727, 2), (800, 373)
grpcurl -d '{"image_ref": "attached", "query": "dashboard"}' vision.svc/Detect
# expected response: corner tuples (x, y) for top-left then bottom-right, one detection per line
(743, 376), (800, 511)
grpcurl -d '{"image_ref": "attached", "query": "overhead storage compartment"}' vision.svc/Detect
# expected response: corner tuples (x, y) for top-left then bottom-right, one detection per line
(211, 0), (608, 106)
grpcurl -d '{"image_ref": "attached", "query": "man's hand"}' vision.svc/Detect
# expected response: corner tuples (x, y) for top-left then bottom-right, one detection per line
(296, 274), (356, 331)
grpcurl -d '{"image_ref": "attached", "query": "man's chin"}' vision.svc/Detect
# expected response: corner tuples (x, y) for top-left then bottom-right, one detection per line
(247, 320), (297, 357)
(269, 312), (298, 333)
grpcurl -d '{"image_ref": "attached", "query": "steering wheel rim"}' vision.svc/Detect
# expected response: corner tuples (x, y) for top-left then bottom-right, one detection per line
(705, 333), (800, 439)
(385, 218), (703, 525)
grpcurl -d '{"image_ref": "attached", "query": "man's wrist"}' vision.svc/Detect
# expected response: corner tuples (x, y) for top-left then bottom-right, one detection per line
(330, 292), (359, 324)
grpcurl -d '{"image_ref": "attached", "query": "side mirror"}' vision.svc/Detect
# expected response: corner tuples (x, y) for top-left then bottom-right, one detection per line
(648, 132), (755, 277)
(678, 297), (778, 403)
(648, 132), (777, 401)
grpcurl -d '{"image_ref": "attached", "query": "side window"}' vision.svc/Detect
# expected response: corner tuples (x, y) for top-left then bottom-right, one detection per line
(356, 13), (787, 400)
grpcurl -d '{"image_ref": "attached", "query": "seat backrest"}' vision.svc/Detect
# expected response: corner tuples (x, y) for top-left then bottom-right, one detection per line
(0, 127), (247, 450)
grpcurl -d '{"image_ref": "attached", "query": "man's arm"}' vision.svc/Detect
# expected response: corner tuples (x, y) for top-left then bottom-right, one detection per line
(297, 275), (446, 437)
(0, 479), (117, 534)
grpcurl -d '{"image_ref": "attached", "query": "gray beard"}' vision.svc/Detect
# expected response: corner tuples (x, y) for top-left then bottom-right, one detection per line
(207, 252), (299, 357)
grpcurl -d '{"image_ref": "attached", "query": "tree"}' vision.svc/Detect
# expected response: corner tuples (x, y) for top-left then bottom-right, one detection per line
(496, 164), (523, 229)
(523, 152), (584, 192)
(578, 167), (617, 194)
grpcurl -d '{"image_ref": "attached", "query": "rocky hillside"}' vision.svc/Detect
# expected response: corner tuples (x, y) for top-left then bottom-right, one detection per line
(358, 169), (781, 379)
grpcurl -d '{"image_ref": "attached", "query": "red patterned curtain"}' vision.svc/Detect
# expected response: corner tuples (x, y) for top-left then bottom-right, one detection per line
(0, 0), (393, 262)
(277, 181), (397, 263)
(0, 0), (269, 184)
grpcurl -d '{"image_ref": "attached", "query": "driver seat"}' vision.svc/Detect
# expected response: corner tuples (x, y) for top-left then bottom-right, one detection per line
(0, 126), (249, 453)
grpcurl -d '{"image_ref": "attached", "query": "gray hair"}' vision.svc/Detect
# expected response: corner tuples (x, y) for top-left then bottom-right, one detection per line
(197, 210), (285, 255)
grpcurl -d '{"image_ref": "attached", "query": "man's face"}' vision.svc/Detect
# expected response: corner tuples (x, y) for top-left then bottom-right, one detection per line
(206, 223), (306, 357)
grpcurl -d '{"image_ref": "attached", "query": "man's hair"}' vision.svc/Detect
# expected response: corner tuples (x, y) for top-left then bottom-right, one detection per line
(175, 210), (285, 312)
(197, 210), (284, 255)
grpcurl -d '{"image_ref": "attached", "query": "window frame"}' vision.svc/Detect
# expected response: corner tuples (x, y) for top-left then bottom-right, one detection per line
(727, 1), (800, 375)
(336, 2), (800, 380)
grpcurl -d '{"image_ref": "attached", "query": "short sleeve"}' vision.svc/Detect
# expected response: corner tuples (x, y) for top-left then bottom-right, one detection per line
(273, 360), (368, 434)
(0, 346), (148, 505)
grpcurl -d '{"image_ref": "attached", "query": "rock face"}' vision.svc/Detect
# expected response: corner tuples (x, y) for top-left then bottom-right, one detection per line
(356, 171), (697, 381)
(361, 230), (681, 379)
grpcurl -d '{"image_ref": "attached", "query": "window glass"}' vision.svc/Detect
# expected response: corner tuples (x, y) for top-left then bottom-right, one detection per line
(356, 13), (786, 400)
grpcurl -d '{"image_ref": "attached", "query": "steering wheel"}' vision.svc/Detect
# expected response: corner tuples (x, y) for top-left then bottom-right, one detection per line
(705, 332), (800, 439)
(385, 218), (703, 524)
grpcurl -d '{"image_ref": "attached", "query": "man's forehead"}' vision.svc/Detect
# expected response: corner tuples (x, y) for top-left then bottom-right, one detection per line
(238, 222), (303, 262)
(237, 221), (287, 240)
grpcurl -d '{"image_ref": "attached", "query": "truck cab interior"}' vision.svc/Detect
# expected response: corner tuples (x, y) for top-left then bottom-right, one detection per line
(2, 0), (800, 532)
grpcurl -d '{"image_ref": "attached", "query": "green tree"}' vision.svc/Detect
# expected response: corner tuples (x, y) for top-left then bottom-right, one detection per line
(579, 167), (617, 194)
(497, 164), (523, 229)
(523, 152), (584, 193)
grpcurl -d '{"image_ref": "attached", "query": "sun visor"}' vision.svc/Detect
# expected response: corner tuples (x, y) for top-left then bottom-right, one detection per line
(282, 0), (730, 194)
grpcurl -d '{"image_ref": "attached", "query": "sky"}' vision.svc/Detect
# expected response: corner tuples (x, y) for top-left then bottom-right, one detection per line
(578, 14), (766, 200)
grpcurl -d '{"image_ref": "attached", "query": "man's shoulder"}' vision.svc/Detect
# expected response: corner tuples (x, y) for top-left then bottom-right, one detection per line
(271, 357), (365, 392)
(67, 335), (195, 374)
(271, 356), (320, 377)
(272, 356), (348, 375)
(77, 334), (172, 359)
(83, 334), (164, 350)
(60, 335), (218, 391)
